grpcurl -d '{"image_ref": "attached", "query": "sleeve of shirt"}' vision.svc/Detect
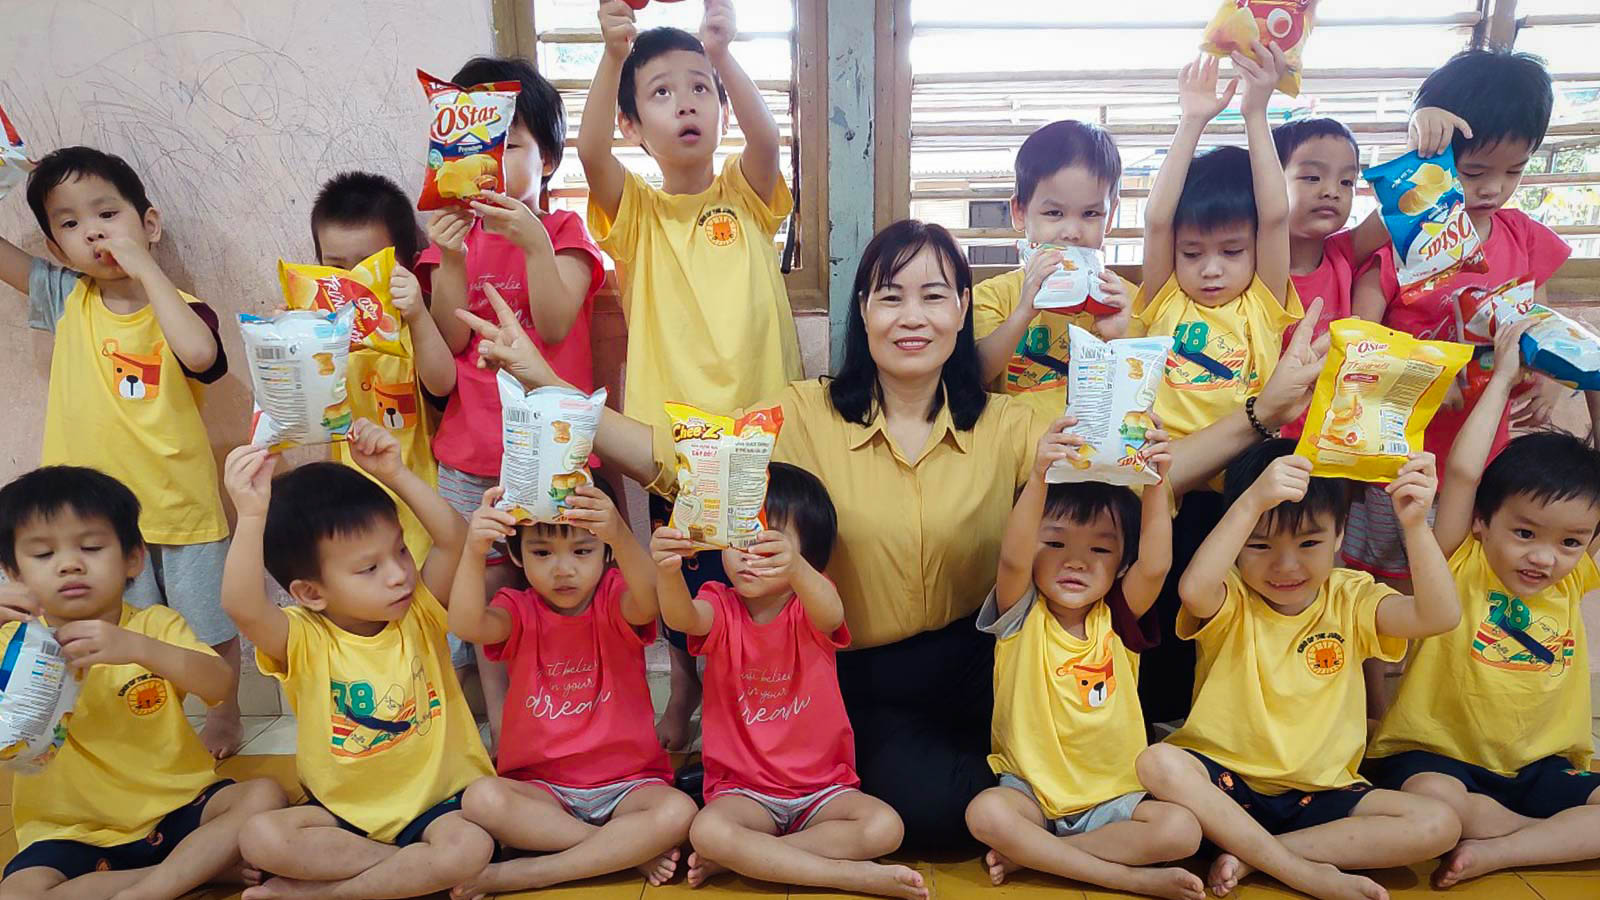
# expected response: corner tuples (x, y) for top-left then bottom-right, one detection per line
(411, 584), (450, 635)
(414, 242), (443, 291)
(972, 272), (1016, 340)
(482, 587), (530, 663)
(1506, 212), (1573, 285)
(178, 301), (228, 384)
(1134, 274), (1181, 331)
(1107, 584), (1161, 653)
(1176, 568), (1244, 641)
(256, 606), (320, 682)
(1349, 573), (1408, 663)
(685, 582), (734, 658)
(975, 585), (1037, 641)
(26, 257), (82, 332)
(543, 210), (607, 303)
(1253, 275), (1304, 332)
(599, 568), (657, 646)
(1325, 229), (1357, 268)
(587, 169), (651, 262)
(722, 154), (794, 237)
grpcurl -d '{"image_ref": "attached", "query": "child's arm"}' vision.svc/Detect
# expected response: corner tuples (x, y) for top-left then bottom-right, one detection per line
(1376, 452), (1461, 638)
(345, 419), (468, 603)
(578, 0), (637, 222)
(1347, 211), (1389, 268)
(220, 445), (291, 666)
(562, 485), (659, 628)
(650, 526), (716, 636)
(0, 234), (32, 294)
(1409, 106), (1473, 159)
(1351, 263), (1388, 322)
(426, 209), (476, 355)
(55, 618), (234, 706)
(1238, 43), (1291, 304)
(702, 0), (781, 202)
(995, 418), (1083, 613)
(446, 486), (517, 646)
(747, 529), (843, 633)
(470, 191), (593, 344)
(391, 264), (456, 398)
(975, 248), (1062, 386)
(1122, 436), (1174, 618)
(100, 238), (218, 372)
(1179, 454), (1311, 621)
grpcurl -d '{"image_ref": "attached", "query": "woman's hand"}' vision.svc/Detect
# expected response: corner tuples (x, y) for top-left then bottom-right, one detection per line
(456, 283), (564, 390)
(1253, 296), (1329, 429)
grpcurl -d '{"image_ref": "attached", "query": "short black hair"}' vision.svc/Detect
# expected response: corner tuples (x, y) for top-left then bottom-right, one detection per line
(1413, 49), (1554, 156)
(311, 172), (424, 265)
(1273, 117), (1359, 167)
(763, 463), (837, 571)
(507, 474), (622, 562)
(1014, 120), (1122, 209)
(264, 462), (399, 588)
(1042, 482), (1141, 572)
(27, 146), (153, 242)
(451, 56), (566, 188)
(1174, 145), (1256, 234)
(1475, 431), (1600, 527)
(0, 466), (143, 572)
(1224, 439), (1350, 535)
(618, 27), (729, 124)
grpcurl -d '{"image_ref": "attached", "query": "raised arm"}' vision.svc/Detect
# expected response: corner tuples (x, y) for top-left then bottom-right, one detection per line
(220, 446), (291, 666)
(996, 418), (1082, 613)
(1347, 210), (1389, 268)
(1121, 436), (1174, 618)
(1350, 262), (1388, 322)
(578, 0), (637, 221)
(1179, 455), (1310, 622)
(345, 419), (467, 602)
(1435, 318), (1532, 556)
(1376, 453), (1461, 638)
(470, 190), (594, 343)
(424, 209), (475, 354)
(563, 485), (660, 628)
(702, 0), (780, 202)
(392, 264), (457, 398)
(103, 238), (218, 372)
(650, 526), (716, 636)
(0, 233), (31, 294)
(747, 529), (843, 634)
(1237, 42), (1291, 303)
(447, 486), (517, 647)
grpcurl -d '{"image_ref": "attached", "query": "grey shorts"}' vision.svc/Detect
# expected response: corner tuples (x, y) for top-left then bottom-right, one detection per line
(999, 774), (1145, 837)
(1341, 484), (1436, 581)
(437, 464), (508, 565)
(534, 777), (667, 826)
(124, 538), (237, 646)
(715, 784), (856, 835)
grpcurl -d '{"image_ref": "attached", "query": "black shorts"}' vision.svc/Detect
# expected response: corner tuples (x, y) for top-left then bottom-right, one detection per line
(649, 493), (730, 653)
(3, 780), (233, 880)
(1366, 750), (1600, 819)
(1190, 752), (1370, 835)
(306, 790), (464, 848)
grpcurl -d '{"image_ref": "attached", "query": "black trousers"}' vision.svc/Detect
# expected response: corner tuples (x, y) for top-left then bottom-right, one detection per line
(837, 613), (996, 854)
(1138, 489), (1226, 725)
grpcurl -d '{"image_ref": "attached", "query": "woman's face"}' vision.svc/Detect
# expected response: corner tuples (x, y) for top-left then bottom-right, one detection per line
(860, 246), (967, 385)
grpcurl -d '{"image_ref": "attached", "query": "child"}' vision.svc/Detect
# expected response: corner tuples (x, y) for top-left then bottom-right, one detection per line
(649, 464), (925, 900)
(1366, 317), (1600, 888)
(418, 55), (607, 749)
(964, 424), (1206, 900)
(219, 421), (495, 900)
(973, 120), (1135, 417)
(0, 466), (285, 900)
(0, 146), (245, 758)
(1136, 442), (1463, 900)
(445, 483), (697, 897)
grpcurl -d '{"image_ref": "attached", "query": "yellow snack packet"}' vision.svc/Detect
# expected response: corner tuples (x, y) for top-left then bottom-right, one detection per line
(666, 402), (783, 550)
(1294, 318), (1470, 482)
(278, 247), (405, 357)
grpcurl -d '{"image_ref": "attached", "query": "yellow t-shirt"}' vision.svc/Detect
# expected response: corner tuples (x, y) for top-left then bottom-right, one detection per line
(980, 588), (1147, 817)
(29, 260), (227, 545)
(1134, 274), (1301, 442)
(1171, 568), (1404, 794)
(589, 155), (803, 432)
(332, 346), (438, 561)
(11, 605), (220, 851)
(1369, 538), (1600, 775)
(257, 586), (491, 842)
(972, 268), (1140, 419)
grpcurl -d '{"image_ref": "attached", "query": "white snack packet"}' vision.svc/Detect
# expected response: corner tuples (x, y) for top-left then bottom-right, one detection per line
(240, 306), (355, 450)
(0, 621), (81, 773)
(0, 101), (28, 201)
(1017, 241), (1110, 312)
(1046, 326), (1168, 486)
(496, 373), (607, 524)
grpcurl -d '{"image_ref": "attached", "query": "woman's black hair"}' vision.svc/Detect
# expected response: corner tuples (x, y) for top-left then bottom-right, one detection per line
(826, 219), (988, 430)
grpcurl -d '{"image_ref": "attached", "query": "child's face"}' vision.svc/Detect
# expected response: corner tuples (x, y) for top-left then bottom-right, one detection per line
(860, 246), (967, 387)
(1174, 221), (1255, 307)
(7, 509), (142, 623)
(316, 220), (394, 270)
(43, 174), (160, 281)
(1456, 139), (1533, 221)
(515, 525), (607, 614)
(619, 50), (726, 171)
(722, 520), (803, 601)
(1284, 136), (1358, 241)
(1012, 166), (1115, 250)
(1032, 510), (1126, 615)
(1473, 492), (1600, 597)
(295, 517), (418, 629)
(501, 120), (550, 205)
(1236, 510), (1341, 613)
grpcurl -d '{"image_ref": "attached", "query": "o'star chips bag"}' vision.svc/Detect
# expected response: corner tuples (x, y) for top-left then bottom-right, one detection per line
(1453, 278), (1535, 402)
(279, 248), (404, 357)
(1047, 326), (1168, 486)
(1494, 295), (1600, 391)
(1201, 0), (1316, 96)
(1017, 242), (1118, 315)
(497, 373), (607, 523)
(1295, 319), (1470, 482)
(0, 100), (28, 200)
(667, 402), (783, 550)
(417, 70), (519, 210)
(1364, 147), (1488, 304)
(0, 621), (81, 773)
(241, 306), (355, 450)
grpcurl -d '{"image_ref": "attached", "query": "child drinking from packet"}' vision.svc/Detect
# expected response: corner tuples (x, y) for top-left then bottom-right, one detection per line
(445, 483), (697, 897)
(965, 422), (1206, 900)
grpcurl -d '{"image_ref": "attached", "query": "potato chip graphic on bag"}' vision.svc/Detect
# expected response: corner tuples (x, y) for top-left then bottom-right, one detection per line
(1364, 147), (1488, 305)
(240, 306), (356, 450)
(1201, 0), (1317, 96)
(496, 374), (607, 524)
(1047, 326), (1169, 487)
(417, 70), (519, 210)
(279, 248), (404, 357)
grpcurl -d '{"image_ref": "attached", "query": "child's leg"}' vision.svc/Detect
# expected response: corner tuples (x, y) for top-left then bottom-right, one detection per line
(1425, 780), (1600, 887)
(1402, 772), (1537, 840)
(203, 636), (245, 759)
(0, 866), (147, 900)
(240, 807), (492, 900)
(687, 793), (926, 900)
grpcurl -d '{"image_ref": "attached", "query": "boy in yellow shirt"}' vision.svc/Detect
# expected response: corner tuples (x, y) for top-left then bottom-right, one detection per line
(0, 466), (285, 900)
(965, 422), (1205, 899)
(1367, 319), (1600, 888)
(219, 421), (494, 899)
(1138, 441), (1462, 900)
(0, 147), (246, 759)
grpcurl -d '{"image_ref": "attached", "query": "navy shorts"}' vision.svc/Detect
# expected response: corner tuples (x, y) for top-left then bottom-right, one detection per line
(649, 494), (730, 653)
(1190, 751), (1371, 835)
(1367, 750), (1600, 820)
(307, 790), (465, 848)
(4, 780), (233, 880)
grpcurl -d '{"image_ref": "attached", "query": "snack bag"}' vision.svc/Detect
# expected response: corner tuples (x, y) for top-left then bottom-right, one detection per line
(1295, 319), (1471, 482)
(1046, 326), (1168, 486)
(0, 621), (81, 773)
(667, 402), (784, 550)
(1364, 147), (1488, 304)
(1201, 0), (1316, 96)
(1017, 242), (1118, 315)
(278, 248), (404, 357)
(1495, 298), (1600, 391)
(0, 99), (28, 200)
(1454, 277), (1534, 347)
(497, 373), (607, 523)
(417, 70), (520, 210)
(240, 306), (355, 450)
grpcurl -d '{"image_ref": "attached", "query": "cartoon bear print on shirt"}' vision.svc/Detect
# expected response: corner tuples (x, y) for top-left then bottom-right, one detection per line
(102, 339), (165, 400)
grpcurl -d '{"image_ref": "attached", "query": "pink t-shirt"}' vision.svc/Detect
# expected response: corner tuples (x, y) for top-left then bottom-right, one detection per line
(484, 568), (672, 788)
(1281, 230), (1358, 440)
(418, 211), (605, 476)
(688, 582), (859, 800)
(1373, 208), (1571, 460)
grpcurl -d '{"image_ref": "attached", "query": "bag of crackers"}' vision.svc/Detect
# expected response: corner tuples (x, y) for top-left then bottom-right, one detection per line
(278, 248), (405, 357)
(666, 402), (784, 550)
(0, 99), (28, 200)
(1047, 326), (1169, 486)
(1294, 319), (1471, 482)
(1364, 146), (1488, 305)
(241, 306), (355, 450)
(0, 620), (80, 773)
(1201, 0), (1317, 96)
(417, 70), (520, 210)
(1017, 241), (1118, 315)
(497, 373), (607, 524)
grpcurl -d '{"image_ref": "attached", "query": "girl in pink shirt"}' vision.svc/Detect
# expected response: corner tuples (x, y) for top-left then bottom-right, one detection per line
(447, 483), (697, 897)
(651, 464), (927, 900)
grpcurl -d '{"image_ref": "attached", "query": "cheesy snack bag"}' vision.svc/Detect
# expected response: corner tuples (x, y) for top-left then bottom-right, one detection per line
(417, 70), (520, 210)
(667, 402), (783, 550)
(1047, 326), (1169, 487)
(1364, 147), (1488, 304)
(0, 99), (28, 200)
(241, 306), (355, 450)
(1201, 0), (1317, 97)
(497, 374), (607, 524)
(0, 621), (80, 774)
(279, 247), (404, 357)
(1295, 319), (1470, 482)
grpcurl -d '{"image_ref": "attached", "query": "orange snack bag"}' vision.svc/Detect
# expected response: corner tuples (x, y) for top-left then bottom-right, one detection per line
(416, 70), (520, 210)
(1201, 0), (1317, 97)
(667, 403), (784, 550)
(278, 248), (404, 357)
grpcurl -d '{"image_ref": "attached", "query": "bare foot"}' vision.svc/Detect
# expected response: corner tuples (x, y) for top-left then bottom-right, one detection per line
(203, 704), (244, 760)
(241, 877), (334, 900)
(1433, 840), (1498, 889)
(983, 848), (1021, 886)
(1207, 852), (1251, 896)
(686, 851), (726, 887)
(850, 862), (928, 900)
(1286, 862), (1388, 900)
(1127, 867), (1208, 900)
(638, 848), (681, 885)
